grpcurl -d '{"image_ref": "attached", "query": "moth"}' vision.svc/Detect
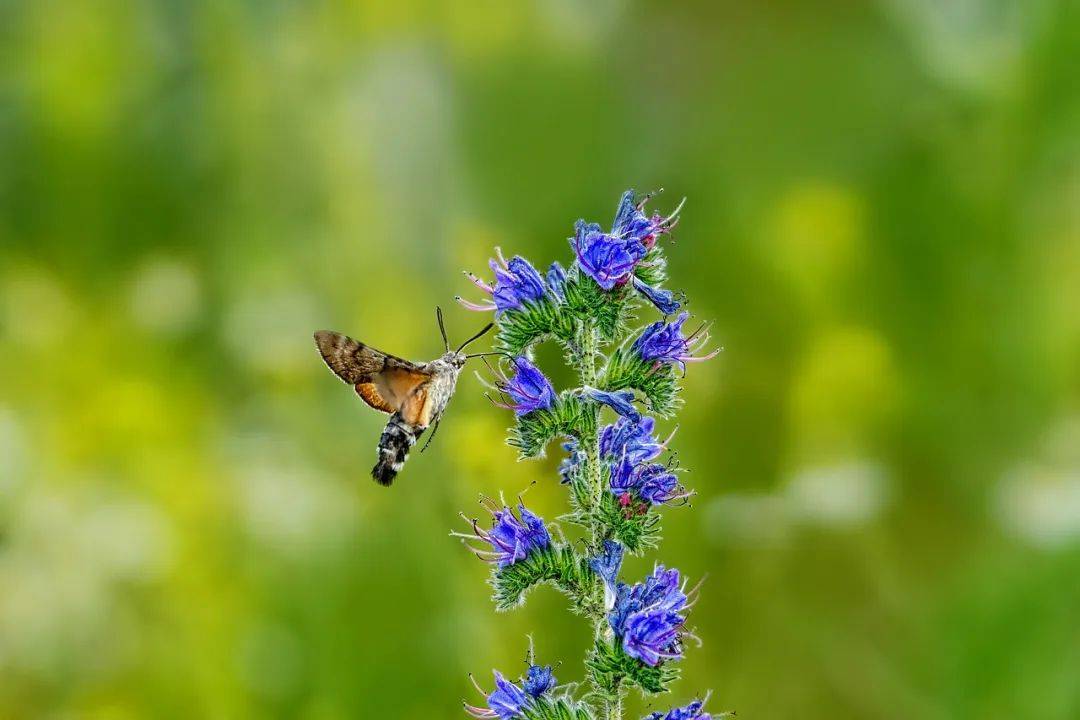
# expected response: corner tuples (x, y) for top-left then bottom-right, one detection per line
(314, 308), (494, 486)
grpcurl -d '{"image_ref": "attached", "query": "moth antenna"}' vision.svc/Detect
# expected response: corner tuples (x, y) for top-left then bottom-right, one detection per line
(436, 306), (449, 352)
(466, 351), (512, 360)
(456, 322), (495, 352)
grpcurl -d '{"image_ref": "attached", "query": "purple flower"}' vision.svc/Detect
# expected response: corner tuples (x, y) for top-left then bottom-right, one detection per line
(571, 220), (647, 290)
(645, 699), (713, 720)
(456, 502), (552, 568)
(609, 565), (689, 636)
(493, 357), (557, 416)
(631, 312), (720, 370)
(609, 456), (688, 506)
(571, 191), (684, 292)
(458, 248), (548, 314)
(608, 455), (639, 497)
(558, 439), (584, 485)
(465, 671), (529, 719)
(589, 539), (624, 609)
(465, 663), (557, 719)
(611, 189), (683, 247)
(522, 664), (556, 698)
(636, 463), (682, 505)
(546, 261), (568, 301)
(608, 565), (692, 666)
(583, 387), (640, 422)
(623, 608), (683, 666)
(600, 415), (670, 465)
(633, 276), (682, 315)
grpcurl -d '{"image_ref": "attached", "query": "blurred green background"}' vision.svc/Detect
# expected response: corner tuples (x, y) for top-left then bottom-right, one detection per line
(1, 1), (1078, 718)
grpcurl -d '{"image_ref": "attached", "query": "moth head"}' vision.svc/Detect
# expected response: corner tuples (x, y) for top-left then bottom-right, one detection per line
(445, 350), (469, 369)
(436, 307), (495, 367)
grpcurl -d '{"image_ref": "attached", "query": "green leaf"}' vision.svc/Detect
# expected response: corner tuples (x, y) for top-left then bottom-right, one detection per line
(633, 246), (668, 288)
(495, 298), (574, 356)
(601, 348), (680, 417)
(562, 272), (631, 343)
(587, 638), (679, 696)
(509, 393), (596, 459)
(521, 694), (597, 720)
(597, 488), (661, 554)
(491, 544), (595, 612)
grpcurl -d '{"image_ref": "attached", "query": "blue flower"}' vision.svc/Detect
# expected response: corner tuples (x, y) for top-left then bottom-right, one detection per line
(608, 566), (690, 667)
(631, 312), (720, 370)
(488, 672), (529, 719)
(522, 664), (556, 698)
(456, 503), (552, 568)
(623, 608), (683, 666)
(458, 249), (548, 314)
(633, 276), (682, 315)
(465, 671), (530, 719)
(608, 566), (691, 664)
(636, 463), (682, 505)
(599, 415), (668, 465)
(465, 663), (557, 719)
(608, 455), (639, 498)
(571, 191), (684, 292)
(611, 189), (682, 247)
(571, 220), (647, 290)
(634, 565), (688, 614)
(546, 261), (568, 301)
(645, 699), (713, 720)
(589, 539), (624, 610)
(583, 387), (641, 422)
(494, 357), (557, 416)
(557, 438), (585, 485)
(608, 456), (687, 506)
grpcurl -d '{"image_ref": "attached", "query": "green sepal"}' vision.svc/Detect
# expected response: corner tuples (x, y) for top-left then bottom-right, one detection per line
(496, 298), (575, 356)
(562, 272), (631, 343)
(520, 694), (597, 720)
(509, 393), (596, 459)
(562, 463), (594, 527)
(587, 638), (679, 696)
(491, 544), (595, 612)
(597, 490), (661, 554)
(633, 246), (668, 287)
(601, 348), (679, 416)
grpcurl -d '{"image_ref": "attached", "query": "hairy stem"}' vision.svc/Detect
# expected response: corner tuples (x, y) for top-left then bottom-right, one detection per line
(576, 324), (623, 720)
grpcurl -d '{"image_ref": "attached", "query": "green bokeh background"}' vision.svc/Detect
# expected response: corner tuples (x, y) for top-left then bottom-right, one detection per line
(2, 1), (1078, 718)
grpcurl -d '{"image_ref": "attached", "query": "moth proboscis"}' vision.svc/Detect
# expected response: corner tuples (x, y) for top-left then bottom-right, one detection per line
(314, 307), (496, 486)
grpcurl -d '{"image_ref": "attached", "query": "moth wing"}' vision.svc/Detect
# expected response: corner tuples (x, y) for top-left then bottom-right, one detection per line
(314, 330), (385, 384)
(314, 330), (432, 414)
(354, 382), (396, 414)
(368, 365), (431, 414)
(398, 383), (436, 428)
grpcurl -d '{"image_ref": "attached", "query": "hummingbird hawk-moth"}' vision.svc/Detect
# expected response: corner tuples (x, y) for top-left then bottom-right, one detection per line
(314, 308), (494, 486)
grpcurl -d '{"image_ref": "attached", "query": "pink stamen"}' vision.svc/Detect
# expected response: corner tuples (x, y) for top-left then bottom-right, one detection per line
(456, 296), (497, 312)
(466, 272), (494, 293)
(684, 347), (721, 362)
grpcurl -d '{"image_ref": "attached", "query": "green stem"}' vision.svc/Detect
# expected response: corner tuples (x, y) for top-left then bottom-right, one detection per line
(576, 324), (623, 720)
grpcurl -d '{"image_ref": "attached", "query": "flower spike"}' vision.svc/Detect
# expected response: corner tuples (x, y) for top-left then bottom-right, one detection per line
(456, 190), (723, 715)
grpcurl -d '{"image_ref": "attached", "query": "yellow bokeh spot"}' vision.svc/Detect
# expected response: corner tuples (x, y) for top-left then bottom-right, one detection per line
(770, 181), (865, 309)
(789, 325), (898, 461)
